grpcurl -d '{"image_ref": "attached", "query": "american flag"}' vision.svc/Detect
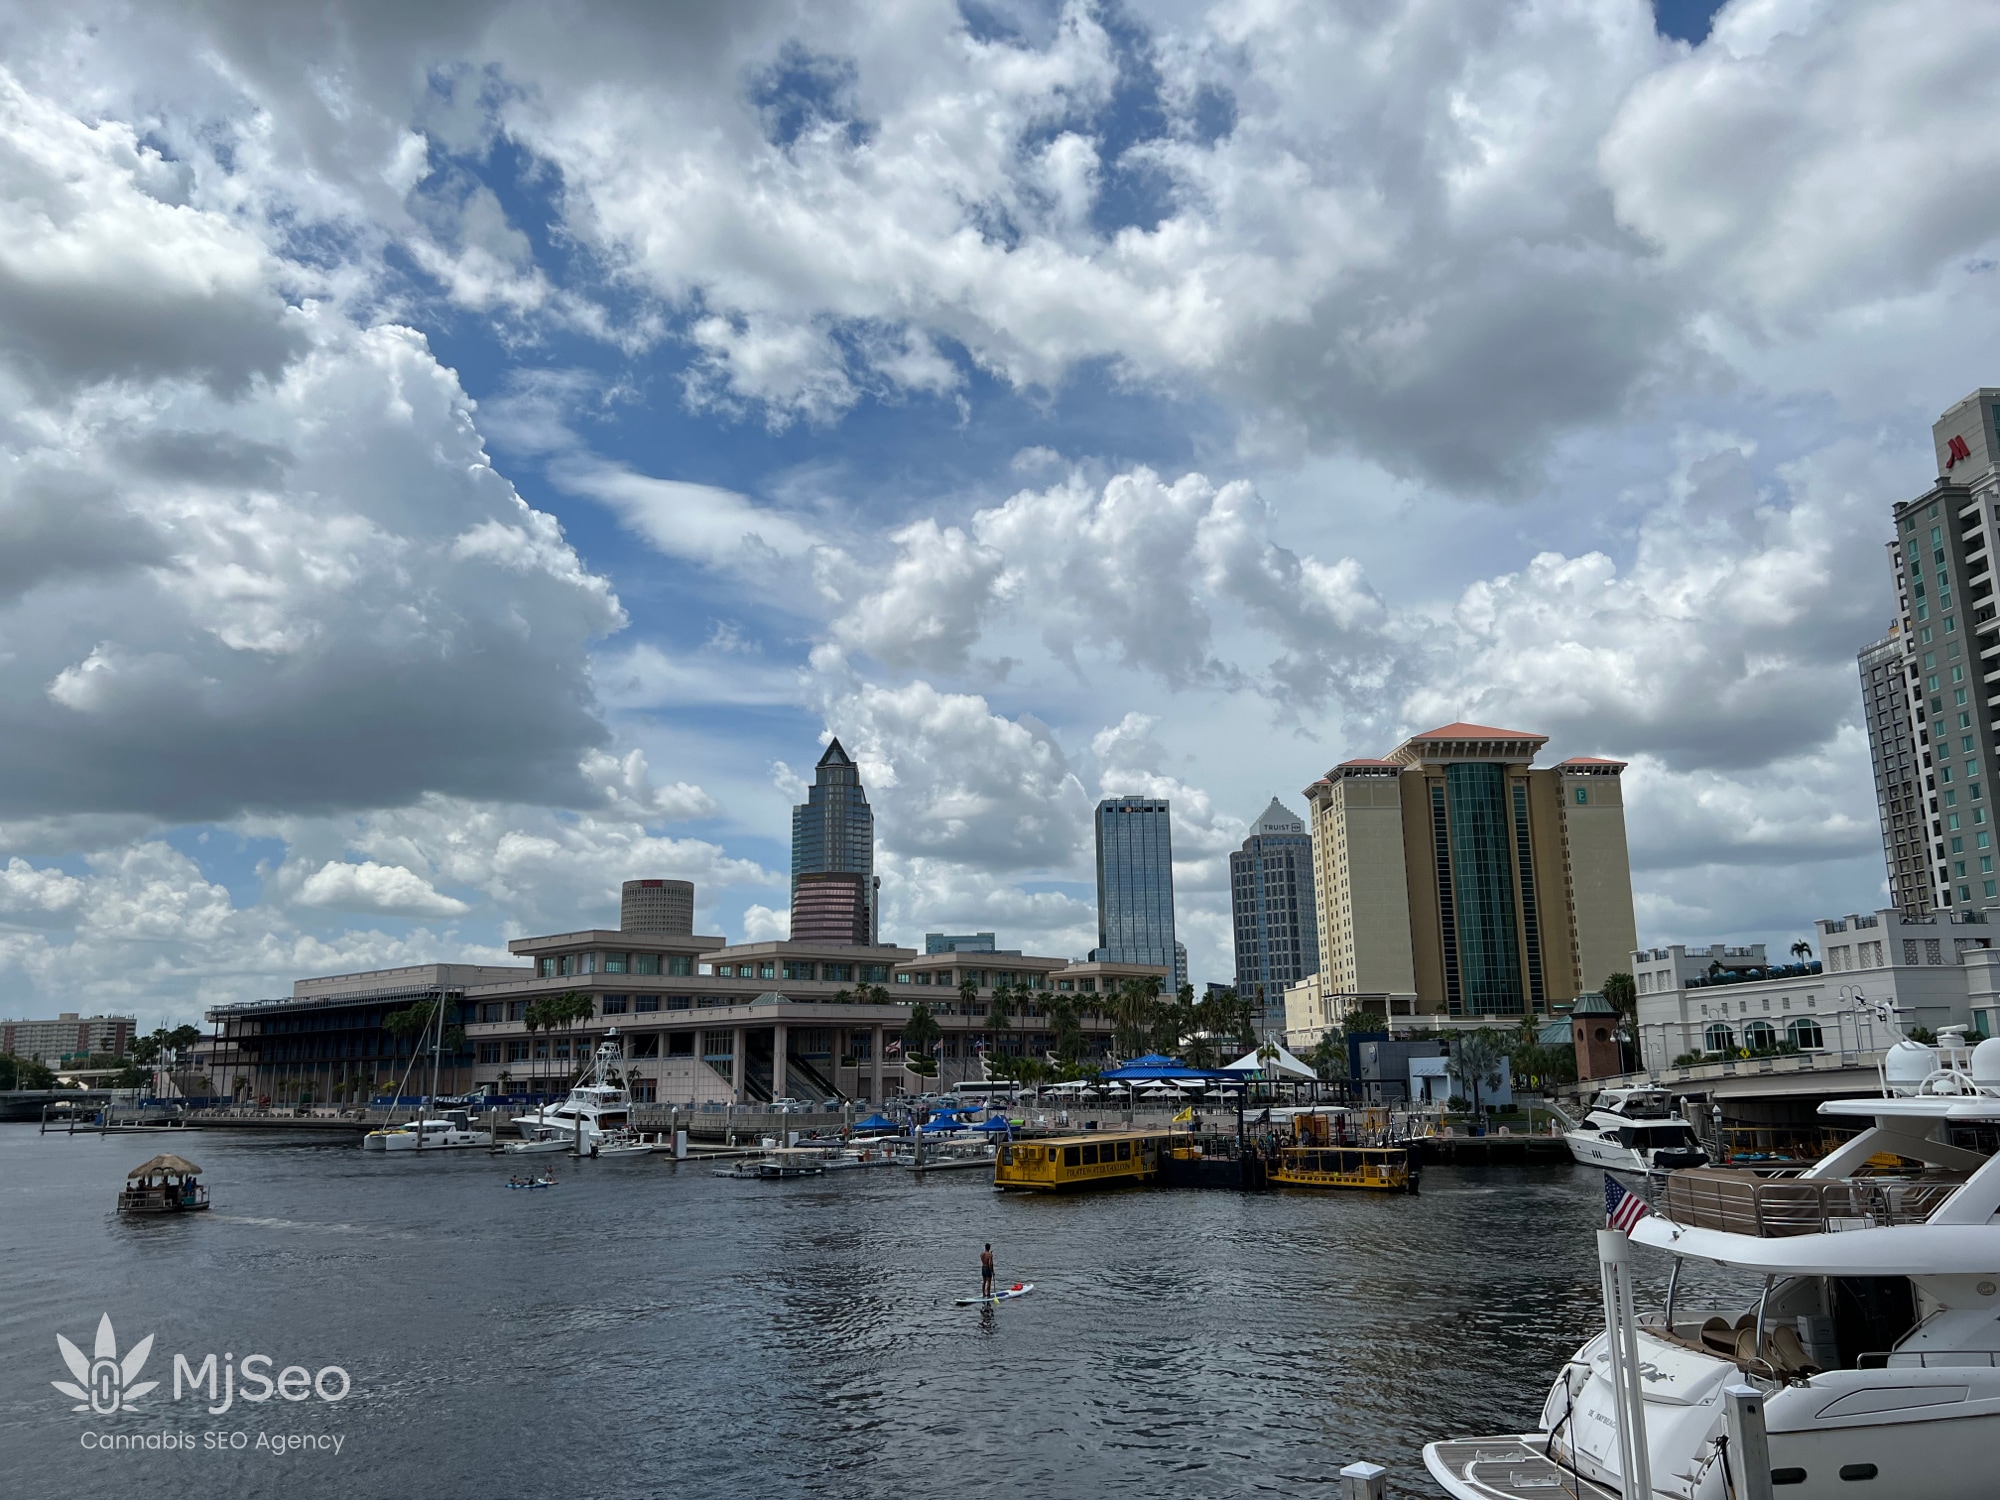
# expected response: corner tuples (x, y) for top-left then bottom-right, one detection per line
(1605, 1174), (1651, 1233)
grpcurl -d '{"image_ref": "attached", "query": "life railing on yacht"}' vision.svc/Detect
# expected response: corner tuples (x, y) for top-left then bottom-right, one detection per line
(1862, 1350), (2000, 1369)
(1662, 1168), (1961, 1237)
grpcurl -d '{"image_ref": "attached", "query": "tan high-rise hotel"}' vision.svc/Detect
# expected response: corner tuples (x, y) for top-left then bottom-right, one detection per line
(1302, 722), (1637, 1021)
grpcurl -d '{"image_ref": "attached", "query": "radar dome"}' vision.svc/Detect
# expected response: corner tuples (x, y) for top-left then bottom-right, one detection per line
(1884, 1038), (1939, 1095)
(1973, 1036), (2000, 1092)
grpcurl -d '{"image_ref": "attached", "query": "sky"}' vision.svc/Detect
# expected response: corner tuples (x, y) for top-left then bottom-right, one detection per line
(4, 0), (1999, 1030)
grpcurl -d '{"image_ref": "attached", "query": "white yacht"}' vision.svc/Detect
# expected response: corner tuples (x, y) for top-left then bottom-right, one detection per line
(1427, 1028), (2000, 1500)
(1564, 1084), (1709, 1175)
(362, 1109), (492, 1151)
(508, 1039), (631, 1150)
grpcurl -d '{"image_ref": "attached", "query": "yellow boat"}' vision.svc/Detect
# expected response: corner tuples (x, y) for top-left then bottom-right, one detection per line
(1263, 1110), (1417, 1193)
(993, 1130), (1168, 1191)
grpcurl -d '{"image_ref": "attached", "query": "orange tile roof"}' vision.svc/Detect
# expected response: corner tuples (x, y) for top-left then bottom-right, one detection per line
(1408, 721), (1545, 740)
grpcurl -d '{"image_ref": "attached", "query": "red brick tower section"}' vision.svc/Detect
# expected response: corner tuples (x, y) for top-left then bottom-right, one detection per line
(1568, 991), (1624, 1080)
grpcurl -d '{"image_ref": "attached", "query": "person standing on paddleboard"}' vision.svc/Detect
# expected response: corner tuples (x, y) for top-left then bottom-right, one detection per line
(980, 1243), (994, 1298)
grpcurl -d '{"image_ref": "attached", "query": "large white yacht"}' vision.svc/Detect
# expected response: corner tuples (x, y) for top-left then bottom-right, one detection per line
(1428, 1028), (2000, 1499)
(508, 1039), (631, 1149)
(1564, 1084), (1710, 1175)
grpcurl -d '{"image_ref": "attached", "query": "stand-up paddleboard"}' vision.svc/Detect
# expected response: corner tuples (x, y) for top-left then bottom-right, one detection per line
(956, 1281), (1034, 1306)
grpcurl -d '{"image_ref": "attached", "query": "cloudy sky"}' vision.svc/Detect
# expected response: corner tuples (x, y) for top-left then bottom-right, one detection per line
(2, 0), (1996, 1028)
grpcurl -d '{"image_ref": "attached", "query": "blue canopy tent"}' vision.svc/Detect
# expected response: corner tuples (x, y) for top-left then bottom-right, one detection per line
(972, 1115), (1011, 1133)
(1098, 1056), (1234, 1083)
(852, 1113), (899, 1132)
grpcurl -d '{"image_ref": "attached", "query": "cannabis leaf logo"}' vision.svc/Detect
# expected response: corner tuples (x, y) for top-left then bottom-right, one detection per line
(53, 1314), (156, 1414)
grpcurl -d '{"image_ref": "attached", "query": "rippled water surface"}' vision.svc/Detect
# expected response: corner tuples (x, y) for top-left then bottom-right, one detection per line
(0, 1125), (1709, 1498)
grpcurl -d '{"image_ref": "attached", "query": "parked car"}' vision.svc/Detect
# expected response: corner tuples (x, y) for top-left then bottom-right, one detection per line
(821, 1098), (842, 1111)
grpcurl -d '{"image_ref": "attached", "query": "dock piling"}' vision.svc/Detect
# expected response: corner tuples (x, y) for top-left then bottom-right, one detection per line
(1723, 1384), (1775, 1500)
(1338, 1460), (1386, 1499)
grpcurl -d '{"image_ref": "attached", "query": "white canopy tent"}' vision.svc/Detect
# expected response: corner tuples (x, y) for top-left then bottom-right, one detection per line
(1223, 1045), (1319, 1082)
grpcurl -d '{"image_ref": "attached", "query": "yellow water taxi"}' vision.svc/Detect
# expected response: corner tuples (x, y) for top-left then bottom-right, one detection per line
(993, 1130), (1169, 1191)
(1265, 1110), (1416, 1193)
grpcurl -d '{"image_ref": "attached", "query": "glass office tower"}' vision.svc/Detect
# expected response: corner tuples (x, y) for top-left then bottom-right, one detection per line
(791, 739), (877, 945)
(1094, 796), (1176, 977)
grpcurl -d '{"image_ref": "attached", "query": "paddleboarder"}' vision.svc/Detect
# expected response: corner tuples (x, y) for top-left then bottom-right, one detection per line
(980, 1243), (994, 1299)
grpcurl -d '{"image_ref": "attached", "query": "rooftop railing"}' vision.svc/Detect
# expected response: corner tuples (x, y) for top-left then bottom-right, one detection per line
(1662, 1168), (1960, 1237)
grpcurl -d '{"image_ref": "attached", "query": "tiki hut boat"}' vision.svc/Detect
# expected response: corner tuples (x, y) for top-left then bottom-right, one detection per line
(117, 1154), (209, 1215)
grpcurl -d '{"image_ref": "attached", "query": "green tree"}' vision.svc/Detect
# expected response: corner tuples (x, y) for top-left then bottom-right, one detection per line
(1450, 1027), (1509, 1113)
(1346, 1009), (1388, 1036)
(1110, 977), (1158, 1059)
(1309, 1031), (1347, 1082)
(1601, 971), (1637, 1033)
(0, 1052), (57, 1089)
(958, 974), (980, 1017)
(1044, 993), (1085, 1067)
(903, 1001), (941, 1073)
(988, 983), (1016, 1064)
(1790, 940), (1814, 965)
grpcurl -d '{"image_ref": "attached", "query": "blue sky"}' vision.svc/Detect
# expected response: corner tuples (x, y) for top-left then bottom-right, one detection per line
(0, 0), (1996, 1027)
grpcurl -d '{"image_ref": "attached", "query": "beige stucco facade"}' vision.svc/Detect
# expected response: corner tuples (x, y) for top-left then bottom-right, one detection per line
(1301, 724), (1638, 1022)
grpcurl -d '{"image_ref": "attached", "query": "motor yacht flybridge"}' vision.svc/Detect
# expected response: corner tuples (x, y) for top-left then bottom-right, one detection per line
(508, 1038), (631, 1150)
(1564, 1084), (1710, 1176)
(1427, 1025), (2000, 1500)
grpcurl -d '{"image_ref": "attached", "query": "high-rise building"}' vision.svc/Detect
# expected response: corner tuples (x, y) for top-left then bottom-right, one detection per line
(1, 1012), (137, 1064)
(1302, 723), (1636, 1021)
(926, 932), (997, 954)
(1093, 795), (1176, 976)
(791, 739), (877, 945)
(1859, 628), (1931, 918)
(1867, 388), (2000, 915)
(1230, 796), (1320, 1039)
(621, 878), (694, 935)
(790, 872), (871, 945)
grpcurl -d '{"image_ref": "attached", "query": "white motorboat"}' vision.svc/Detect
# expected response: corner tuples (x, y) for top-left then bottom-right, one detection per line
(363, 1110), (492, 1151)
(585, 1131), (654, 1159)
(1564, 1084), (1709, 1175)
(509, 1039), (632, 1150)
(1427, 1026), (2000, 1500)
(498, 1128), (573, 1156)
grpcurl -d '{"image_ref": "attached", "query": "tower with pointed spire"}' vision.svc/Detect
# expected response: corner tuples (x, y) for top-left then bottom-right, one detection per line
(1229, 796), (1319, 1040)
(790, 738), (878, 945)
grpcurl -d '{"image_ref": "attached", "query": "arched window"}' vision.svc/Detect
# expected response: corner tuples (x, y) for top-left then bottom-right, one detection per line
(1786, 1017), (1825, 1051)
(1704, 1023), (1735, 1053)
(1744, 1019), (1778, 1052)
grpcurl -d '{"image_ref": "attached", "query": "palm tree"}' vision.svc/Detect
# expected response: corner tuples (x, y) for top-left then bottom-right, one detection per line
(1110, 977), (1156, 1059)
(1790, 940), (1814, 964)
(1450, 1028), (1508, 1114)
(989, 983), (1016, 1062)
(903, 1001), (941, 1077)
(1045, 993), (1085, 1068)
(958, 974), (980, 1018)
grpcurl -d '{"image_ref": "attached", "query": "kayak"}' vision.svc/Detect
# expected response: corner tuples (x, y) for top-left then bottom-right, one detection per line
(956, 1281), (1034, 1306)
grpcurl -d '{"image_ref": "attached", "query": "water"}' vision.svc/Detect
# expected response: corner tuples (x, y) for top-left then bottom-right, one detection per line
(0, 1126), (1716, 1498)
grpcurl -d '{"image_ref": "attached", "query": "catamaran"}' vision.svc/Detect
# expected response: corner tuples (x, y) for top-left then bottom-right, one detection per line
(361, 995), (492, 1152)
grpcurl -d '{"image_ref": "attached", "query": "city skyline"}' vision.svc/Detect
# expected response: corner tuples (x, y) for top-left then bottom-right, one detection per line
(0, 3), (1990, 1028)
